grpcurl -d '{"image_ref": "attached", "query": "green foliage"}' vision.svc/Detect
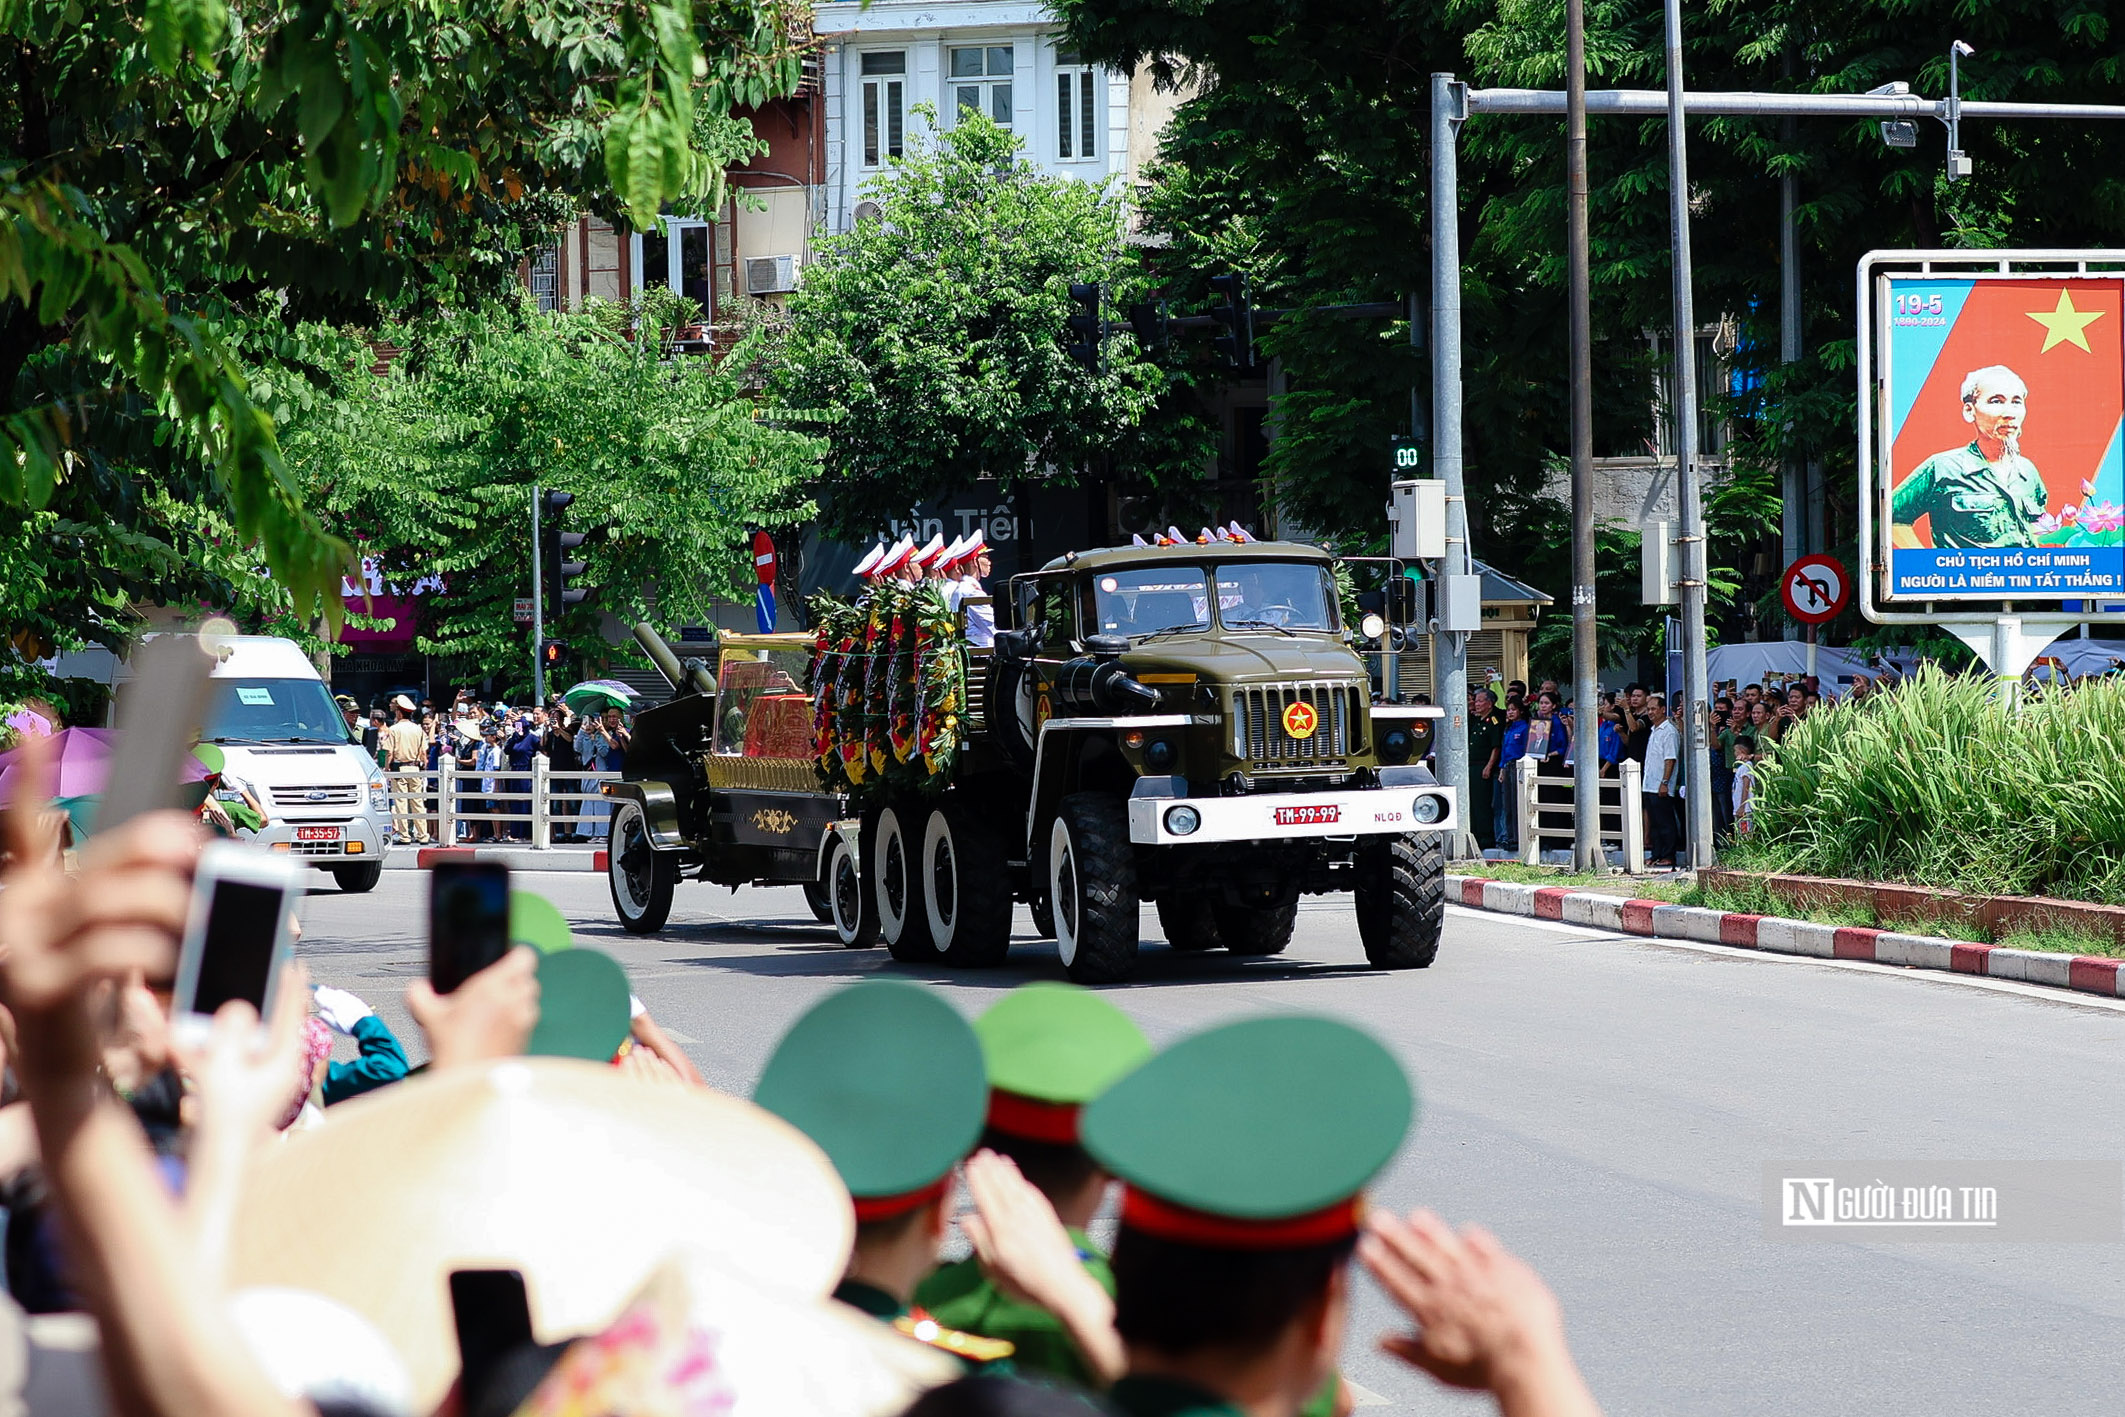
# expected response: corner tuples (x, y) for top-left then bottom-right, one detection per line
(278, 299), (823, 684)
(1739, 668), (2125, 903)
(770, 112), (1199, 535)
(1058, 0), (2125, 637)
(1, 0), (804, 685)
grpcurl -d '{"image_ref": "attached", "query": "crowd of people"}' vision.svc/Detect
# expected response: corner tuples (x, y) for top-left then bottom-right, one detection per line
(340, 691), (632, 846)
(0, 726), (1603, 1417)
(1465, 674), (1871, 867)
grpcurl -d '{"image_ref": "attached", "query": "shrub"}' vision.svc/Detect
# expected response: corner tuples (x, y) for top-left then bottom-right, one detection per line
(1735, 667), (2125, 903)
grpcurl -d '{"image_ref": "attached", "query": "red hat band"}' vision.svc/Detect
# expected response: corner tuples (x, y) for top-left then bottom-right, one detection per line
(986, 1089), (1082, 1144)
(851, 1173), (952, 1222)
(1120, 1187), (1367, 1251)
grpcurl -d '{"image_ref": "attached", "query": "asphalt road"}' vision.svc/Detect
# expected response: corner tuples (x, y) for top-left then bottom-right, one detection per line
(294, 869), (2125, 1415)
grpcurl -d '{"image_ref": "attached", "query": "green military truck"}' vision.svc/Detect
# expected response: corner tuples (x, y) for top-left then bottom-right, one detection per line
(606, 538), (1453, 985)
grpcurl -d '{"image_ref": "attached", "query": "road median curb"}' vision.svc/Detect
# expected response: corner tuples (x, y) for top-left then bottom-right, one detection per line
(1448, 875), (2125, 1002)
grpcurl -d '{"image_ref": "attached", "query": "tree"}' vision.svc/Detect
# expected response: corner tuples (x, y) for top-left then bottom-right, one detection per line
(1057, 0), (2125, 646)
(1, 0), (806, 655)
(770, 111), (1197, 536)
(279, 297), (822, 689)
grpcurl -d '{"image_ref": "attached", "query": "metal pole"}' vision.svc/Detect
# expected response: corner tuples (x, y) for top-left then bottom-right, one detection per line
(531, 483), (545, 704)
(1779, 112), (1805, 606)
(1430, 73), (1473, 858)
(1663, 0), (1713, 869)
(1566, 0), (1599, 871)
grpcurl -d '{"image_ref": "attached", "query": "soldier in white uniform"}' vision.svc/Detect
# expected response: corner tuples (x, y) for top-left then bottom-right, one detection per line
(955, 531), (995, 647)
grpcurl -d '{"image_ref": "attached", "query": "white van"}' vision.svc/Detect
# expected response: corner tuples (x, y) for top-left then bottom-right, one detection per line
(190, 636), (394, 890)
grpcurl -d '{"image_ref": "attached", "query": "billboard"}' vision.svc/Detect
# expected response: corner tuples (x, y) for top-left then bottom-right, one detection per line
(1879, 273), (2125, 601)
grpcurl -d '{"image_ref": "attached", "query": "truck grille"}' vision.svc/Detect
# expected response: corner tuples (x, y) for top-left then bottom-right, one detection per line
(1231, 683), (1367, 766)
(268, 784), (361, 809)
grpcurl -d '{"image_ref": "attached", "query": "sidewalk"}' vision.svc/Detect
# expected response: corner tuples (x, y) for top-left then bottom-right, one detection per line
(1448, 873), (2125, 1003)
(383, 844), (608, 873)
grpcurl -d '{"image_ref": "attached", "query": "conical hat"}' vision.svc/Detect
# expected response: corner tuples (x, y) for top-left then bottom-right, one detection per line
(225, 1058), (854, 1411)
(513, 1252), (957, 1417)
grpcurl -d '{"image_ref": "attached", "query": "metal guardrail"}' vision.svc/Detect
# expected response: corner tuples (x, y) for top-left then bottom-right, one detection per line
(1512, 757), (1646, 872)
(382, 761), (622, 847)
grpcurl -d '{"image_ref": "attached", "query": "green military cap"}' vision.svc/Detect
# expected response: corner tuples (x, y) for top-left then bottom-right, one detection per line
(1081, 1015), (1413, 1247)
(754, 981), (987, 1218)
(526, 947), (633, 1062)
(510, 889), (574, 954)
(974, 982), (1151, 1143)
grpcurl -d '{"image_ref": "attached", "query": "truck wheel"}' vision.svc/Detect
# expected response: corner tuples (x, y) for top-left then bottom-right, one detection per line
(873, 800), (937, 962)
(802, 882), (834, 923)
(1049, 793), (1138, 984)
(1213, 899), (1297, 956)
(1355, 833), (1445, 968)
(1027, 881), (1056, 939)
(1155, 894), (1222, 952)
(823, 831), (878, 948)
(329, 862), (382, 894)
(609, 800), (677, 934)
(922, 800), (1013, 966)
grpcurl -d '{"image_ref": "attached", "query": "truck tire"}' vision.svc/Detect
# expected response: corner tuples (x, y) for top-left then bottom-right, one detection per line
(609, 800), (677, 934)
(922, 800), (1013, 966)
(1355, 833), (1445, 968)
(1027, 886), (1056, 940)
(873, 799), (937, 962)
(1155, 894), (1222, 952)
(329, 862), (382, 894)
(824, 831), (878, 948)
(802, 881), (834, 923)
(1213, 899), (1298, 956)
(1049, 793), (1138, 984)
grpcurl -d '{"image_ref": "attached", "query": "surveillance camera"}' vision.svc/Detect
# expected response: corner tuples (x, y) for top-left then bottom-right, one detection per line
(1953, 40), (1976, 58)
(1880, 120), (1920, 149)
(1867, 81), (1912, 97)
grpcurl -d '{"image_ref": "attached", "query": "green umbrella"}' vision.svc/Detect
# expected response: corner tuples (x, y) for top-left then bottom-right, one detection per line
(562, 680), (640, 716)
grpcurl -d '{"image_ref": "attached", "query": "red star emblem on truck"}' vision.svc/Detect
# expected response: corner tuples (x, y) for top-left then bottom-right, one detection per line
(1282, 701), (1318, 739)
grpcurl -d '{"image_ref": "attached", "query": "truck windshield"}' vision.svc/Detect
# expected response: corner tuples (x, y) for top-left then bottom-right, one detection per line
(203, 678), (353, 745)
(1214, 562), (1339, 631)
(1092, 568), (1212, 638)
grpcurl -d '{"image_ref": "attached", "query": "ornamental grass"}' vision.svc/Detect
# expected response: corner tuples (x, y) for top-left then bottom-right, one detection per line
(1737, 666), (2125, 903)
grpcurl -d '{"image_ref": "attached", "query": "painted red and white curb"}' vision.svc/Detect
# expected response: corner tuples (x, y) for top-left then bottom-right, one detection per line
(1448, 875), (2125, 1001)
(397, 846), (608, 873)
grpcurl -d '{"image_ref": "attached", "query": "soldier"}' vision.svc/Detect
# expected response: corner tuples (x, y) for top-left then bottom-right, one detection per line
(1081, 1015), (1600, 1417)
(752, 980), (1122, 1378)
(914, 983), (1150, 1385)
(956, 532), (995, 647)
(937, 535), (973, 610)
(1891, 365), (2049, 549)
(852, 542), (886, 584)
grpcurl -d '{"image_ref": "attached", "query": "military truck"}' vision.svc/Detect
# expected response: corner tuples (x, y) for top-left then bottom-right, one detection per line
(845, 538), (1453, 983)
(602, 627), (851, 933)
(607, 539), (1453, 984)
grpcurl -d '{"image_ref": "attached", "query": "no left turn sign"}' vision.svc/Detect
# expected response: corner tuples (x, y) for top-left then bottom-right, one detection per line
(1781, 554), (1851, 626)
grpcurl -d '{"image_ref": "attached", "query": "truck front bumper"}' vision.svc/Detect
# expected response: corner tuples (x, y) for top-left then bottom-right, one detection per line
(246, 816), (391, 867)
(1126, 785), (1458, 846)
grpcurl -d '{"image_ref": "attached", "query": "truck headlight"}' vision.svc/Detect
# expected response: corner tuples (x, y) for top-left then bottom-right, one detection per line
(369, 775), (389, 810)
(1144, 738), (1176, 770)
(1412, 793), (1445, 825)
(1379, 728), (1413, 765)
(1164, 805), (1201, 836)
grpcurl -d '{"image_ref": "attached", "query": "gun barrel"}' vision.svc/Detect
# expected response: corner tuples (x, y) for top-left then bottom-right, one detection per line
(633, 623), (686, 690)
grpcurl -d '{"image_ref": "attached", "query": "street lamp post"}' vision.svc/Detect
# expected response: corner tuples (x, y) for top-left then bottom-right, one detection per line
(1566, 0), (1600, 872)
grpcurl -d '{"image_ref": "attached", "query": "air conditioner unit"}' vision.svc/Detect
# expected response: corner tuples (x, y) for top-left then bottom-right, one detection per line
(745, 255), (799, 295)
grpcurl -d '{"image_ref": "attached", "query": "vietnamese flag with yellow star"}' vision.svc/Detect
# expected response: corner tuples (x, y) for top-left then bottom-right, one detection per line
(1884, 275), (2125, 600)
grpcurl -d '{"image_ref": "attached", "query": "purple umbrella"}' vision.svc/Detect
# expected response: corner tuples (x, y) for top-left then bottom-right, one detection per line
(0, 727), (212, 804)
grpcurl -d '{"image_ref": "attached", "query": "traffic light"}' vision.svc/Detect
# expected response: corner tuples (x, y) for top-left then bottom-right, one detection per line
(541, 489), (590, 619)
(540, 639), (569, 670)
(1066, 282), (1104, 372)
(1208, 272), (1254, 370)
(1127, 298), (1169, 353)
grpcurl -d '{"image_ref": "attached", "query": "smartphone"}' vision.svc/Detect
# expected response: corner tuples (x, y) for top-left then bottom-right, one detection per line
(449, 1268), (535, 1402)
(429, 860), (512, 993)
(94, 635), (217, 836)
(173, 842), (303, 1029)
